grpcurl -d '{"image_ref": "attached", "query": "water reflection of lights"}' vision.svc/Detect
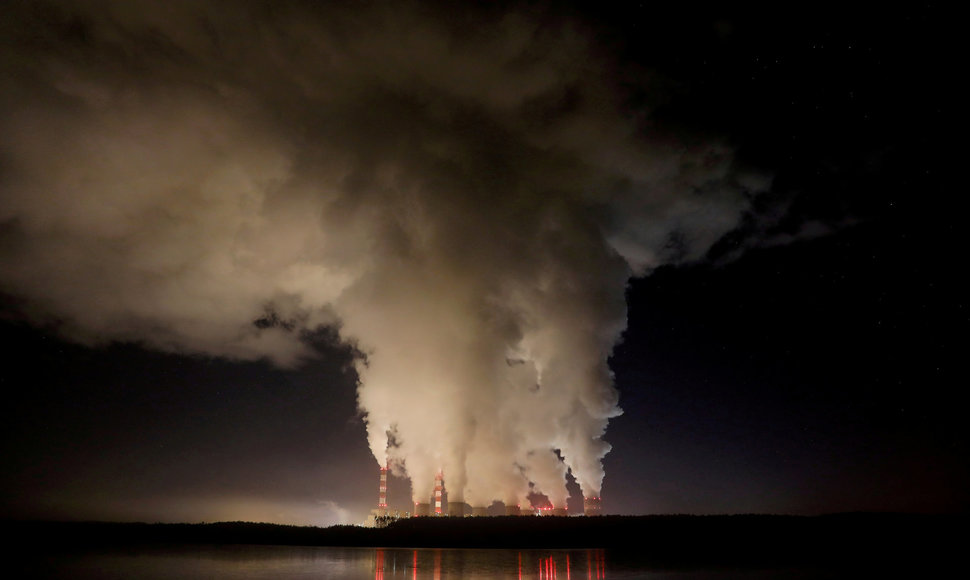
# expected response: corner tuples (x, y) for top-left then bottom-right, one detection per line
(376, 548), (605, 579)
(528, 550), (604, 580)
(591, 549), (605, 579)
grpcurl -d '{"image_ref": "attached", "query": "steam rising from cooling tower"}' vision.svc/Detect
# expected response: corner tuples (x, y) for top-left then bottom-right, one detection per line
(0, 1), (765, 508)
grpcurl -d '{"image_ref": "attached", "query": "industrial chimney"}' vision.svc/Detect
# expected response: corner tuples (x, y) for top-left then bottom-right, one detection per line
(432, 471), (446, 516)
(377, 465), (388, 516)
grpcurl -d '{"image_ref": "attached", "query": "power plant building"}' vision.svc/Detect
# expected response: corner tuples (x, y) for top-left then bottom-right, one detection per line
(375, 467), (603, 518)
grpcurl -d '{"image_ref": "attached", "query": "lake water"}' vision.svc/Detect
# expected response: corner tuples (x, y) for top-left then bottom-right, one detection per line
(25, 545), (844, 579)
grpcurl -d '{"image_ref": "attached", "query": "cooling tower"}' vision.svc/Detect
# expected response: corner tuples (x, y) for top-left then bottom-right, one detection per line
(447, 501), (465, 517)
(583, 496), (602, 516)
(504, 504), (520, 516)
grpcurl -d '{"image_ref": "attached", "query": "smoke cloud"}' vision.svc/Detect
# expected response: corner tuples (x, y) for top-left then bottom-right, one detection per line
(1, 1), (761, 507)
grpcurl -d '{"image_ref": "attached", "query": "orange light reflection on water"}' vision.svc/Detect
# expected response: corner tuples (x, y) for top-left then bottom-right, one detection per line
(378, 548), (604, 579)
(532, 552), (602, 580)
(585, 549), (606, 580)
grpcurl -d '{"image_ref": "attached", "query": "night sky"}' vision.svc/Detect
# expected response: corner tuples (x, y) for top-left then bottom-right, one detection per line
(1, 1), (964, 525)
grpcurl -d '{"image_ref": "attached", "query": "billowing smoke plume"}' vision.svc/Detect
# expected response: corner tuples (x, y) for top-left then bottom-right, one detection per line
(0, 1), (762, 506)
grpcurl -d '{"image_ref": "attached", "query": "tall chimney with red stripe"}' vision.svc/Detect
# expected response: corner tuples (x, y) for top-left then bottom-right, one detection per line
(377, 465), (388, 516)
(432, 471), (445, 515)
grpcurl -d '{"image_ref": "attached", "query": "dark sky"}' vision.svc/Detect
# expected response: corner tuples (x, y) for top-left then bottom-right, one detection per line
(1, 1), (964, 525)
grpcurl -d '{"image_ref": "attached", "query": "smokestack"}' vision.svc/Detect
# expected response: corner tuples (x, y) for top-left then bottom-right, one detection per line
(377, 465), (388, 516)
(433, 471), (446, 516)
(414, 502), (430, 517)
(583, 496), (602, 516)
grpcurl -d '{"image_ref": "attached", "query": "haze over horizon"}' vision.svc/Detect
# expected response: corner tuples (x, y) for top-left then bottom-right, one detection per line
(1, 0), (963, 526)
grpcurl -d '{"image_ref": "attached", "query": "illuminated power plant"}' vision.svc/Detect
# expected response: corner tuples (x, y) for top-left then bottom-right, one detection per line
(371, 467), (602, 521)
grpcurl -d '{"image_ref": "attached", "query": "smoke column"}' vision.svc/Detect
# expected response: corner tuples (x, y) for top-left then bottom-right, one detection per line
(0, 1), (763, 507)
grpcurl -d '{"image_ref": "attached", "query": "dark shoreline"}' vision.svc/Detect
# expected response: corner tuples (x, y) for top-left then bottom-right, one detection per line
(4, 513), (961, 568)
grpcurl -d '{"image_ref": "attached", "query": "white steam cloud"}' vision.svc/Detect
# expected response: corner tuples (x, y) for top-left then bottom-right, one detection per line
(0, 1), (762, 507)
